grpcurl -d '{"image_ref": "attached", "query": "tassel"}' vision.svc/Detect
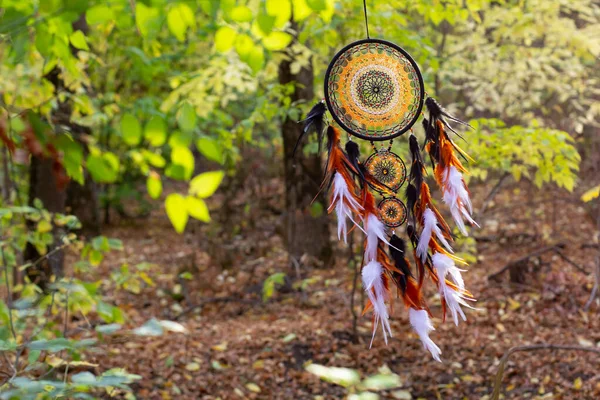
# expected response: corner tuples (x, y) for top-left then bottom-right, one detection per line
(431, 252), (475, 326)
(344, 141), (365, 182)
(329, 172), (364, 243)
(409, 308), (441, 362)
(362, 260), (392, 346)
(416, 207), (453, 261)
(295, 101), (326, 156)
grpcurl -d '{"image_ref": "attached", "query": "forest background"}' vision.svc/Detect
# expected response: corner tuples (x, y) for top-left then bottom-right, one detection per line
(0, 0), (600, 398)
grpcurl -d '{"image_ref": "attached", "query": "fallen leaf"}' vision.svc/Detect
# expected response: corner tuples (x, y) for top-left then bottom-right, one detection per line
(246, 382), (261, 393)
(185, 362), (200, 371)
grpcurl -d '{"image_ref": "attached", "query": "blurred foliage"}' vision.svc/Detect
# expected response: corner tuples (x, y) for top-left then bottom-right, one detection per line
(1, 0), (598, 397)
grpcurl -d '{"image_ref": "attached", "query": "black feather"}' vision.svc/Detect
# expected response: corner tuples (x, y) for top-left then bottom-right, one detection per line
(344, 141), (364, 181)
(425, 97), (472, 136)
(389, 234), (412, 294)
(405, 184), (418, 223)
(408, 135), (424, 190)
(294, 101), (326, 157)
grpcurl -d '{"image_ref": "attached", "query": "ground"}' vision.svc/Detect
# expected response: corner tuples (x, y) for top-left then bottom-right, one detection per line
(80, 178), (600, 399)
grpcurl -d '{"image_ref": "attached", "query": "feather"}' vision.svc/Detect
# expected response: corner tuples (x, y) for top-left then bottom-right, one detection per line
(362, 260), (392, 346)
(409, 308), (441, 362)
(345, 141), (365, 182)
(405, 184), (418, 224)
(364, 213), (393, 262)
(441, 166), (478, 235)
(432, 252), (475, 326)
(417, 208), (453, 262)
(425, 97), (472, 134)
(329, 172), (364, 242)
(295, 101), (326, 156)
(388, 234), (412, 294)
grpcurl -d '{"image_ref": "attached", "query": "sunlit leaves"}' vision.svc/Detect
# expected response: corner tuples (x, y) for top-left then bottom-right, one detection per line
(186, 196), (210, 222)
(167, 146), (194, 180)
(135, 3), (162, 38)
(266, 0), (291, 28)
(165, 193), (188, 233)
(262, 272), (286, 301)
(177, 103), (197, 132)
(196, 137), (223, 164)
(86, 5), (114, 25)
(87, 152), (119, 183)
(167, 3), (196, 42)
(215, 26), (237, 52)
(69, 30), (89, 51)
(235, 34), (255, 58)
(247, 47), (265, 74)
(263, 32), (293, 51)
(146, 172), (162, 199)
(230, 6), (253, 23)
(144, 116), (167, 147)
(189, 171), (225, 198)
(121, 114), (142, 146)
(582, 185), (600, 203)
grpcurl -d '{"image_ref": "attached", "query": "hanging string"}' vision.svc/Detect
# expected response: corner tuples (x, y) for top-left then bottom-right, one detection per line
(363, 0), (370, 39)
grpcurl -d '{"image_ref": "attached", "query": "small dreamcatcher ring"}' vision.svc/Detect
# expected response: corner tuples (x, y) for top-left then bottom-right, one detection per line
(324, 39), (425, 141)
(378, 197), (408, 228)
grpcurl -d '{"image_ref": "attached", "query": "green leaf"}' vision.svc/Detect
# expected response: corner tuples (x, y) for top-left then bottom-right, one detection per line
(167, 3), (195, 42)
(305, 363), (361, 388)
(142, 150), (166, 168)
(186, 196), (210, 222)
(147, 173), (162, 199)
(86, 5), (114, 25)
(165, 194), (188, 233)
(266, 0), (292, 28)
(196, 137), (223, 164)
(72, 371), (96, 385)
(54, 134), (83, 184)
(230, 6), (253, 22)
(177, 103), (197, 132)
(215, 26), (237, 52)
(169, 146), (194, 180)
(28, 338), (72, 352)
(189, 171), (225, 198)
(262, 32), (293, 51)
(87, 153), (119, 183)
(247, 46), (265, 73)
(306, 0), (327, 11)
(257, 13), (276, 35)
(144, 116), (167, 147)
(69, 30), (89, 51)
(293, 0), (313, 21)
(135, 3), (162, 38)
(235, 34), (255, 59)
(169, 130), (193, 148)
(121, 113), (142, 146)
(262, 272), (286, 301)
(96, 324), (122, 334)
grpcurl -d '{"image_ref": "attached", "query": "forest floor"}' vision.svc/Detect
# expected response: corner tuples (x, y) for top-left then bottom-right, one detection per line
(80, 178), (600, 400)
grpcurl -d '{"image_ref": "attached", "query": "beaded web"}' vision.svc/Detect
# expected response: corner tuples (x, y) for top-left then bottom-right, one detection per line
(325, 39), (424, 140)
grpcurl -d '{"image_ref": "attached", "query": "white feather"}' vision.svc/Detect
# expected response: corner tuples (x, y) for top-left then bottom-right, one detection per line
(417, 208), (453, 261)
(329, 172), (364, 243)
(362, 260), (392, 346)
(432, 252), (474, 326)
(442, 166), (479, 236)
(409, 308), (441, 362)
(364, 213), (393, 263)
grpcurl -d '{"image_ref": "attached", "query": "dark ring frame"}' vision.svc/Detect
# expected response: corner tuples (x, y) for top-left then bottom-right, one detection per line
(324, 38), (425, 141)
(377, 197), (408, 228)
(364, 150), (407, 193)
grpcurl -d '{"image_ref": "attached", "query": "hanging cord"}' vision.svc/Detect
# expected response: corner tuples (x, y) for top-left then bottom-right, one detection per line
(363, 0), (370, 39)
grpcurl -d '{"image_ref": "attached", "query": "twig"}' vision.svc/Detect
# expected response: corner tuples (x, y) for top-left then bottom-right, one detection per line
(491, 344), (600, 400)
(0, 243), (17, 342)
(487, 243), (565, 281)
(553, 249), (588, 274)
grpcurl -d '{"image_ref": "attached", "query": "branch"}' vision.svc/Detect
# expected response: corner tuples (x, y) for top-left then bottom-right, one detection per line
(491, 344), (600, 400)
(487, 243), (565, 281)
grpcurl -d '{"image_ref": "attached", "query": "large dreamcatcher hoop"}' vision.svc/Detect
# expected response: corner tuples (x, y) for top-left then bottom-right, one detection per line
(295, 0), (480, 362)
(324, 39), (424, 141)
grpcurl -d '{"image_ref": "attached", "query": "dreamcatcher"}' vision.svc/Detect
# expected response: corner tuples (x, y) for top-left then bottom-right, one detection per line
(296, 1), (478, 361)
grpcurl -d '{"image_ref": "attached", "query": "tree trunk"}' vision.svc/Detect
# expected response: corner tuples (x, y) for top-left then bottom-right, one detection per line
(24, 157), (66, 289)
(278, 38), (333, 265)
